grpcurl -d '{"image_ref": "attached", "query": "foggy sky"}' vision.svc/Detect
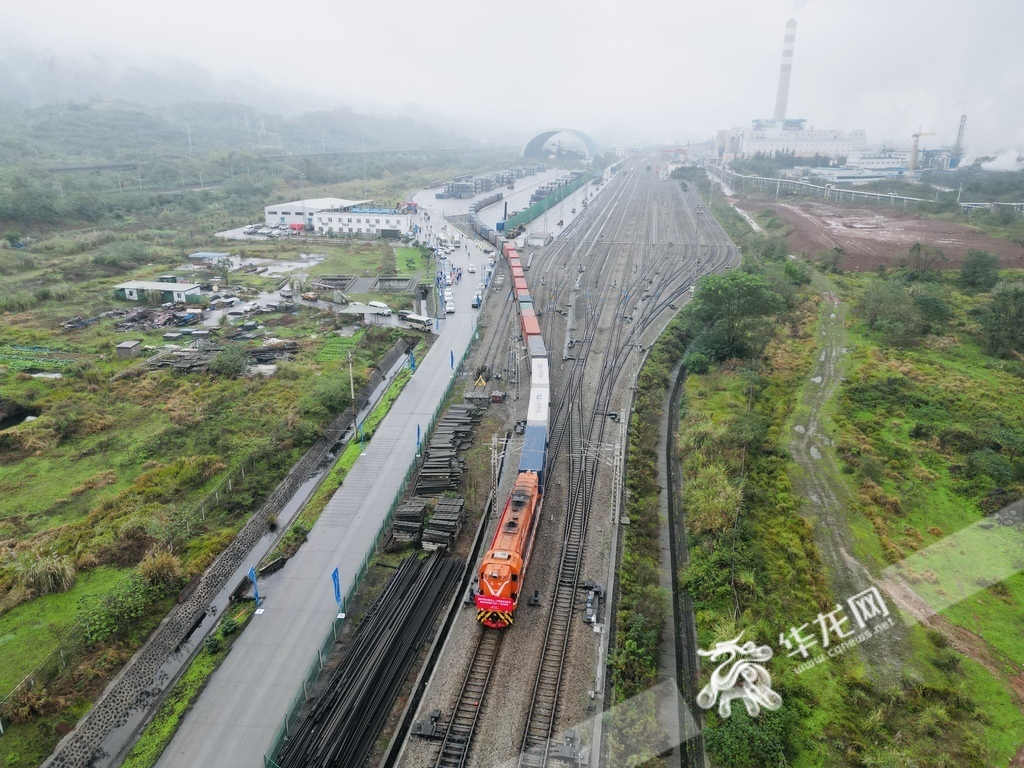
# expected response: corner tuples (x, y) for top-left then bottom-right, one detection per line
(4, 0), (1022, 158)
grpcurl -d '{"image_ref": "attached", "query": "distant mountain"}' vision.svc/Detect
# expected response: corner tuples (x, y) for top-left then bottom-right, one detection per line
(0, 98), (482, 164)
(0, 47), (324, 115)
(0, 47), (488, 163)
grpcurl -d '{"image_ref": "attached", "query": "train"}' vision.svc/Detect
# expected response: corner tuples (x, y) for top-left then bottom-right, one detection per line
(474, 242), (549, 629)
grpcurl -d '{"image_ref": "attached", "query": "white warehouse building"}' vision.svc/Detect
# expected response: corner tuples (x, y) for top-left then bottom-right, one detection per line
(264, 198), (371, 229)
(313, 206), (413, 238)
(263, 198), (413, 238)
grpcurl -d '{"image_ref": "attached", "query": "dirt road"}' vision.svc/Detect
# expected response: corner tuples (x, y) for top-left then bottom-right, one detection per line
(786, 274), (906, 680)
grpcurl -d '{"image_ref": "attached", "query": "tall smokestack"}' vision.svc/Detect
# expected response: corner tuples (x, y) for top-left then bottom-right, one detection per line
(773, 18), (797, 121)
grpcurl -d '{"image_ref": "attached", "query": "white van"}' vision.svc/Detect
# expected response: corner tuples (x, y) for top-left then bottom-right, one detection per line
(368, 301), (392, 315)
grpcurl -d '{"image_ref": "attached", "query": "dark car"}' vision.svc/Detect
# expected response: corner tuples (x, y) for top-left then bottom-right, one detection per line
(397, 310), (412, 320)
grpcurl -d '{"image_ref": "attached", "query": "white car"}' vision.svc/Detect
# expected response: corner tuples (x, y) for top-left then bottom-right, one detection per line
(467, 264), (476, 273)
(445, 301), (456, 314)
(444, 289), (453, 301)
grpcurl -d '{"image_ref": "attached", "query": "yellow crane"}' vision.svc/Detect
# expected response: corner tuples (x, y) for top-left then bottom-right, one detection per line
(909, 130), (936, 176)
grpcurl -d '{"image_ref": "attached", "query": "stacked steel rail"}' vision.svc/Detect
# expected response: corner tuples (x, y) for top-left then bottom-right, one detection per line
(276, 552), (462, 768)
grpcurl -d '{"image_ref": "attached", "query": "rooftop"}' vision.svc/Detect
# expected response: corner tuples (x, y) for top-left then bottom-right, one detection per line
(116, 281), (202, 291)
(266, 198), (372, 212)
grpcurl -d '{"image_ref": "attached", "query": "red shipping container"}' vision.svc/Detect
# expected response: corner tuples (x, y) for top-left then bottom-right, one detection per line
(521, 311), (541, 338)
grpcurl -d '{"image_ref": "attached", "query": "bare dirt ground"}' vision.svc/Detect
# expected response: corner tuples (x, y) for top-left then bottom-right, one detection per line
(733, 198), (1024, 270)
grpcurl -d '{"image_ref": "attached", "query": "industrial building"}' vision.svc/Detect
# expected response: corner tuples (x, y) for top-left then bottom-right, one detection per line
(717, 17), (867, 162)
(264, 198), (370, 228)
(312, 207), (413, 238)
(264, 198), (417, 238)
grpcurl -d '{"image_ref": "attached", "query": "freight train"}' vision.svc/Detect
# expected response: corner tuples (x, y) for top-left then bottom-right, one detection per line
(474, 243), (549, 628)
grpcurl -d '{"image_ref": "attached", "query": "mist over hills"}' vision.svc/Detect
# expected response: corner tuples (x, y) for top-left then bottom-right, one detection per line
(0, 47), (510, 164)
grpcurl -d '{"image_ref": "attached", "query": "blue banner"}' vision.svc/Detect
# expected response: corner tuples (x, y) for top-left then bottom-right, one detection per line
(332, 567), (340, 605)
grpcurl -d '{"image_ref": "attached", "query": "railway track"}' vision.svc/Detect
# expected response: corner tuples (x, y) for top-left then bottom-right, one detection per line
(432, 628), (504, 768)
(414, 162), (739, 768)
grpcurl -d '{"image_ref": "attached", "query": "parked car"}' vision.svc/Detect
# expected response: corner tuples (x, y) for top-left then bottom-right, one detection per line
(471, 294), (481, 308)
(445, 301), (456, 314)
(467, 264), (476, 273)
(397, 309), (412, 320)
(444, 289), (453, 301)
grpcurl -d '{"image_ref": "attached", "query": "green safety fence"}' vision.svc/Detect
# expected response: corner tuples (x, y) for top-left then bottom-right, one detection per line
(502, 171), (598, 231)
(264, 351), (472, 766)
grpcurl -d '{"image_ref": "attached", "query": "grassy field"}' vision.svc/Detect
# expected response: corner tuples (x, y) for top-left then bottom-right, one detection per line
(671, 268), (1024, 765)
(0, 225), (415, 754)
(0, 566), (128, 693)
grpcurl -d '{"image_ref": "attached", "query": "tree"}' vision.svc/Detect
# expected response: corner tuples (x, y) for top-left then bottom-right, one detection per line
(683, 271), (785, 360)
(827, 246), (846, 272)
(857, 280), (922, 346)
(910, 286), (952, 332)
(959, 249), (1000, 291)
(981, 282), (1024, 357)
(3, 230), (23, 246)
(903, 242), (947, 277)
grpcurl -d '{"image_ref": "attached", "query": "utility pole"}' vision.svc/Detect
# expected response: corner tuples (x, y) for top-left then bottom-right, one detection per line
(695, 205), (706, 267)
(187, 125), (193, 158)
(348, 350), (357, 446)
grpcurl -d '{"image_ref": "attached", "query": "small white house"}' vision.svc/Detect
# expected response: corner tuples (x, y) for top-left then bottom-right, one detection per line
(115, 281), (202, 303)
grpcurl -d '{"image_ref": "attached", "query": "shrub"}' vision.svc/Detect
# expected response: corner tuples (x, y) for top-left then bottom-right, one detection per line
(220, 616), (240, 637)
(204, 634), (222, 654)
(207, 346), (250, 377)
(138, 550), (184, 590)
(13, 554), (77, 596)
(684, 352), (711, 374)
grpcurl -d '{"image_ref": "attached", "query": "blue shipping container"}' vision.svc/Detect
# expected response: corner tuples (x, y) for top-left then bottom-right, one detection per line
(519, 424), (547, 484)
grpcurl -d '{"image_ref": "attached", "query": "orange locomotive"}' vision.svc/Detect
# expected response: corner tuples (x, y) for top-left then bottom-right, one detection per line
(475, 472), (542, 627)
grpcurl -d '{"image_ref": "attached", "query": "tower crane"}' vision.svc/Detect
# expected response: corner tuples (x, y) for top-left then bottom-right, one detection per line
(909, 130), (935, 177)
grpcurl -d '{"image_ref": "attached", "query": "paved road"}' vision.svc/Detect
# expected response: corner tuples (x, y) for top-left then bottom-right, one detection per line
(156, 201), (484, 768)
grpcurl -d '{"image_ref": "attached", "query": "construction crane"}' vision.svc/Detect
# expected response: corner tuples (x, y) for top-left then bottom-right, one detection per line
(909, 130), (936, 177)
